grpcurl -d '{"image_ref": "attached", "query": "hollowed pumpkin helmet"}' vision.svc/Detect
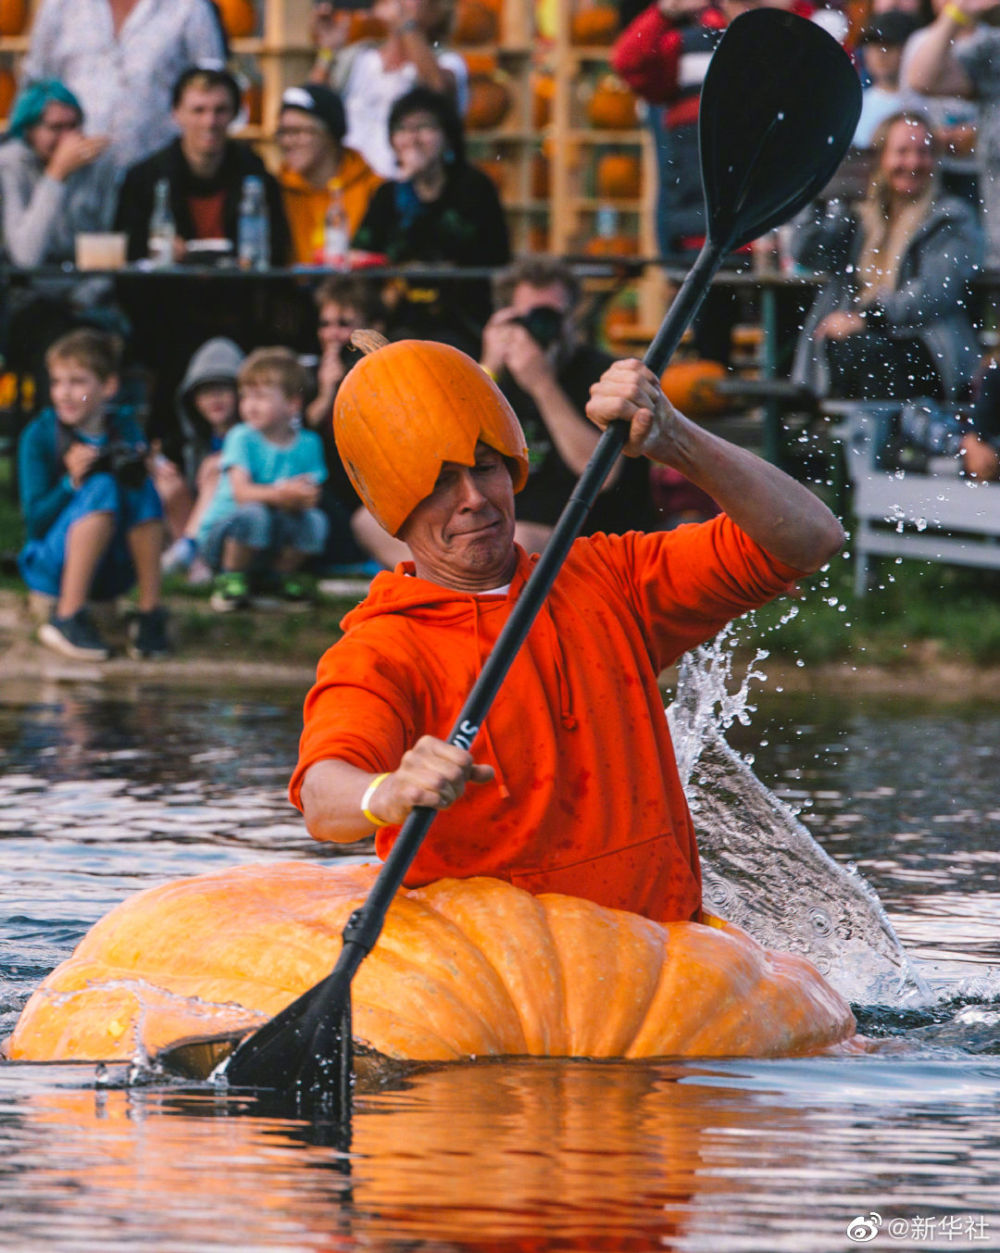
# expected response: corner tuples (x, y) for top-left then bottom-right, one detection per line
(333, 335), (530, 535)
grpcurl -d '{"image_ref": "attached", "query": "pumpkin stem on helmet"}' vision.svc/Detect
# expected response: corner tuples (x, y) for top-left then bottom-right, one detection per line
(349, 329), (390, 356)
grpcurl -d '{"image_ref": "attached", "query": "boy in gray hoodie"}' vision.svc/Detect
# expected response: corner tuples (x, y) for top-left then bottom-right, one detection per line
(157, 337), (244, 580)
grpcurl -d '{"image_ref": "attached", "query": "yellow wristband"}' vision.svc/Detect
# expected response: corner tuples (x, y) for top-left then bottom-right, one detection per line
(943, 3), (974, 26)
(316, 47), (335, 64)
(481, 364), (497, 380)
(360, 773), (391, 828)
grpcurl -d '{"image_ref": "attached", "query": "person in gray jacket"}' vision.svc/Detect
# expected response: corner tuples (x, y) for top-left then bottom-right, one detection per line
(791, 110), (983, 402)
(0, 79), (121, 397)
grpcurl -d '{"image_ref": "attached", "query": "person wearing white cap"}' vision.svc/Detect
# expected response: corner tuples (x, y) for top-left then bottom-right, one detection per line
(275, 83), (383, 266)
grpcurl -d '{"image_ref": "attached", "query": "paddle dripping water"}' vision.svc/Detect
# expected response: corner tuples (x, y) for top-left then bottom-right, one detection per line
(668, 627), (930, 1007)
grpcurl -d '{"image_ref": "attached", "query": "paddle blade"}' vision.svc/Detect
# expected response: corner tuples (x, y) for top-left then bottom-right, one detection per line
(699, 8), (862, 251)
(225, 970), (353, 1107)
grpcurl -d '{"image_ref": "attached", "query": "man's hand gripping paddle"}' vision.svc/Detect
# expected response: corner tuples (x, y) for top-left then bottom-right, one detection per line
(221, 9), (861, 1103)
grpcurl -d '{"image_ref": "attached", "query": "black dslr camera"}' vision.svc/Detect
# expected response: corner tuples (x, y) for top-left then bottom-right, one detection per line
(511, 305), (564, 350)
(87, 441), (150, 490)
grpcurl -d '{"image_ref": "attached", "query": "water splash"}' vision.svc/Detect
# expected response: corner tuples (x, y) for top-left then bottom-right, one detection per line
(668, 629), (930, 1006)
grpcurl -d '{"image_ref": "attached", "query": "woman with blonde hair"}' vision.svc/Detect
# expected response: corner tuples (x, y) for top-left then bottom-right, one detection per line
(791, 110), (982, 400)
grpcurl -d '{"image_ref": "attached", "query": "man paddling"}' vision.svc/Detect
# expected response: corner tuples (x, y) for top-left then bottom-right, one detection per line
(289, 335), (843, 924)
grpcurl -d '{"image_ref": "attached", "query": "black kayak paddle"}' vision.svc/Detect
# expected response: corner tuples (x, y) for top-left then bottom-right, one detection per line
(223, 8), (861, 1102)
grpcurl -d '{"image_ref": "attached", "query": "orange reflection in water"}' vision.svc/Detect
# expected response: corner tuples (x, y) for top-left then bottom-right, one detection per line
(10, 1059), (821, 1251)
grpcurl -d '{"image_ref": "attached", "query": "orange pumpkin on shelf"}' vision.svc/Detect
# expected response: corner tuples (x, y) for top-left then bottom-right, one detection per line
(596, 152), (641, 199)
(532, 74), (555, 129)
(526, 222), (550, 253)
(216, 0), (256, 39)
(463, 50), (499, 77)
(660, 359), (730, 417)
(531, 152), (550, 199)
(587, 76), (638, 130)
(603, 300), (639, 341)
(452, 0), (498, 44)
(477, 157), (507, 195)
(0, 66), (15, 119)
(0, 0), (26, 36)
(466, 73), (512, 131)
(244, 81), (263, 127)
(584, 233), (640, 257)
(570, 3), (620, 46)
(7, 863), (856, 1066)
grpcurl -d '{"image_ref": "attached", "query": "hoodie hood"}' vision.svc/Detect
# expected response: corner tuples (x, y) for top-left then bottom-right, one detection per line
(176, 337), (245, 434)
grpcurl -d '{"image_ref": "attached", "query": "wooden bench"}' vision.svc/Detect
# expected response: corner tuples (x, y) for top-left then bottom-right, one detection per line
(833, 401), (1000, 595)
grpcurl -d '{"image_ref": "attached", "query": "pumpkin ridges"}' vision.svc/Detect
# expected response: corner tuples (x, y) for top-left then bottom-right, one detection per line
(354, 896), (527, 1057)
(539, 894), (664, 1056)
(9, 864), (857, 1065)
(627, 925), (762, 1057)
(413, 877), (567, 1055)
(353, 1002), (466, 1061)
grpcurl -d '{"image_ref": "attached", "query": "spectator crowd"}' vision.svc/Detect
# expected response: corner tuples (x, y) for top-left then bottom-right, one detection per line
(6, 0), (1000, 664)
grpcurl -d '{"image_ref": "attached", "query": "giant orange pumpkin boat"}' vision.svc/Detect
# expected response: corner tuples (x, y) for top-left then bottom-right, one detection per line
(6, 862), (857, 1071)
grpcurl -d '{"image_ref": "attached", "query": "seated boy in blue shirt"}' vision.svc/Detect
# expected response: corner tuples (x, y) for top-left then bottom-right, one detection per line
(197, 346), (329, 612)
(17, 329), (168, 661)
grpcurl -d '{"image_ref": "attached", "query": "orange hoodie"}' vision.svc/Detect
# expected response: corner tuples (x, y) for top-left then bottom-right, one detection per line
(278, 147), (383, 265)
(290, 519), (803, 923)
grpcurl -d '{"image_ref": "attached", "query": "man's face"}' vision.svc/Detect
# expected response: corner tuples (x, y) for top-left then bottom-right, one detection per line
(276, 107), (334, 179)
(399, 443), (517, 591)
(172, 85), (235, 162)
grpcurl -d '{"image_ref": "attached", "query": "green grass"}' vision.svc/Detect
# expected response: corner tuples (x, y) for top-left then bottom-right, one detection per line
(0, 455), (23, 581)
(751, 546), (1000, 667)
(7, 439), (1000, 669)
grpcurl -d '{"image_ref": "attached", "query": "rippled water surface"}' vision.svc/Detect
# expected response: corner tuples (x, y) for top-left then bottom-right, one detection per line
(1, 675), (999, 1252)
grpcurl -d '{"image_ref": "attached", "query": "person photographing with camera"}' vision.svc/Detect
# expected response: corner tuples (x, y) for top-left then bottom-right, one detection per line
(479, 257), (655, 553)
(17, 329), (170, 661)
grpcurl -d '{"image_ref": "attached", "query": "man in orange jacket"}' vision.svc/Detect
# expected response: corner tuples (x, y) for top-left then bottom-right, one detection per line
(289, 337), (844, 924)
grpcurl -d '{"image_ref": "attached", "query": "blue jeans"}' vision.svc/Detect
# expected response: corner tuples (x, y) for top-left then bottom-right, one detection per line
(19, 472), (163, 599)
(200, 504), (328, 573)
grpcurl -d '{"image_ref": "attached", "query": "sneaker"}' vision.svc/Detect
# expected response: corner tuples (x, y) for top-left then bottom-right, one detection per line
(277, 574), (316, 610)
(161, 536), (197, 574)
(127, 606), (171, 659)
(38, 608), (110, 661)
(250, 572), (316, 612)
(187, 557), (213, 587)
(210, 570), (251, 613)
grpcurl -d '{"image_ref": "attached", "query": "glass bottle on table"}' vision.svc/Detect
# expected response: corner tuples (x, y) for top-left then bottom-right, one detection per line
(237, 175), (270, 272)
(148, 178), (176, 269)
(322, 180), (350, 271)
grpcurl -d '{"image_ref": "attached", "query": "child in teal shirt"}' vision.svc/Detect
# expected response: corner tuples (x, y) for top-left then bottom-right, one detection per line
(197, 346), (328, 611)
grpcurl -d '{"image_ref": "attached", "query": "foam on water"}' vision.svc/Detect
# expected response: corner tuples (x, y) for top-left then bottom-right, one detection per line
(668, 628), (932, 1007)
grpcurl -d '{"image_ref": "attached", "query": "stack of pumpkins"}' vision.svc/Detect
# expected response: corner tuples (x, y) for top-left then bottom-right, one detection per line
(573, 2), (642, 258)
